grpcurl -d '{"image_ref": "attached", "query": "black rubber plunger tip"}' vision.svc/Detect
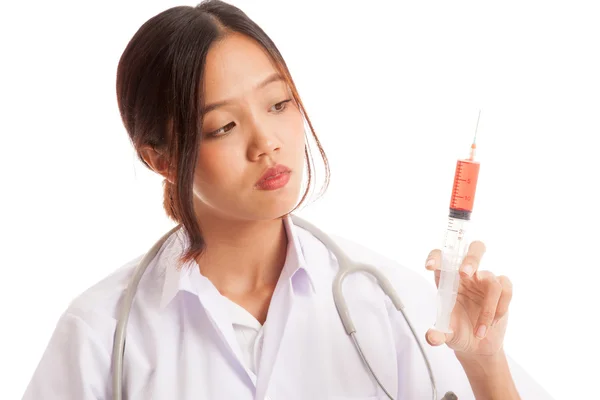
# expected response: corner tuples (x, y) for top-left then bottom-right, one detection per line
(449, 208), (471, 220)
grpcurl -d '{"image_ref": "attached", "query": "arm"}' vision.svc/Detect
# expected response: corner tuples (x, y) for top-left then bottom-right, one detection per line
(456, 349), (520, 400)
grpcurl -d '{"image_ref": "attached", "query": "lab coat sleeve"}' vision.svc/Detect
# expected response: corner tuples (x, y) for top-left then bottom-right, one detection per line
(22, 310), (110, 399)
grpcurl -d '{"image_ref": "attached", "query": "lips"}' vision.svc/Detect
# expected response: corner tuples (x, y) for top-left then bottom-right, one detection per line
(256, 164), (291, 185)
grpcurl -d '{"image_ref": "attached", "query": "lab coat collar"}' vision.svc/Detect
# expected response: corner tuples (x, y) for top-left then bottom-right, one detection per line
(281, 213), (317, 294)
(157, 227), (200, 310)
(158, 214), (316, 310)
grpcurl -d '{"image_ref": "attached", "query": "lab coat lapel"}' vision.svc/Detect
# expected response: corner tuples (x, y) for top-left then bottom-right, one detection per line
(254, 278), (294, 399)
(195, 276), (259, 388)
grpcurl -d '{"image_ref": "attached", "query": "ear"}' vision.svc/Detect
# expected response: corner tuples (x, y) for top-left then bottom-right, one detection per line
(139, 145), (175, 184)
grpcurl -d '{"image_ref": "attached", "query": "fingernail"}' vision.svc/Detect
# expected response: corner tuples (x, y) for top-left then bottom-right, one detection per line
(492, 318), (499, 327)
(476, 325), (487, 339)
(462, 264), (474, 276)
(426, 259), (435, 269)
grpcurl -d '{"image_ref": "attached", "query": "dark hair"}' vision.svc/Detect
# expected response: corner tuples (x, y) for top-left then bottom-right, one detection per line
(116, 0), (329, 267)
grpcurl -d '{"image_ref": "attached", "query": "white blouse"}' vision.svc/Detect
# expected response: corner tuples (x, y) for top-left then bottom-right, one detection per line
(225, 296), (265, 376)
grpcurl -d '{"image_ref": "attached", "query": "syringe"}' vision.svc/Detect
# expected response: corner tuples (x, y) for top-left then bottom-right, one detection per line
(434, 112), (482, 333)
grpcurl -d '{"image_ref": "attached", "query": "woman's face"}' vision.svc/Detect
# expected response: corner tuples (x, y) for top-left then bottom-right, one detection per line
(192, 33), (306, 222)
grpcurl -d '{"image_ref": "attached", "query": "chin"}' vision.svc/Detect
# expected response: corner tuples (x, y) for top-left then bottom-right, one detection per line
(251, 182), (303, 220)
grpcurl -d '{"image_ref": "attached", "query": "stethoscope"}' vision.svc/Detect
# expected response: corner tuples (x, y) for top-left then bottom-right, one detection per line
(111, 214), (458, 400)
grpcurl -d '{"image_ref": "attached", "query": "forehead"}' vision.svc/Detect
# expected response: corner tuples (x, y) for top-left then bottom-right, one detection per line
(203, 33), (280, 100)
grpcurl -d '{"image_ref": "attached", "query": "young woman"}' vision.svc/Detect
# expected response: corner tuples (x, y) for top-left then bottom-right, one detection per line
(23, 1), (550, 399)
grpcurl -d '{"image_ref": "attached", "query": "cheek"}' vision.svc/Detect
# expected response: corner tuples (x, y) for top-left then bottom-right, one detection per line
(285, 111), (306, 154)
(195, 145), (243, 190)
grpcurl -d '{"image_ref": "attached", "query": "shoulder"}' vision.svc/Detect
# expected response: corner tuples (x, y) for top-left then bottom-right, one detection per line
(64, 225), (183, 326)
(51, 252), (147, 356)
(23, 230), (178, 400)
(332, 234), (433, 287)
(65, 253), (143, 325)
(22, 254), (145, 399)
(294, 222), (439, 332)
(323, 233), (440, 332)
(23, 227), (185, 399)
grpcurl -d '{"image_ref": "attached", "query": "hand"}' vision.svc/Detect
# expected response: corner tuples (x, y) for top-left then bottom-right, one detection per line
(424, 241), (513, 357)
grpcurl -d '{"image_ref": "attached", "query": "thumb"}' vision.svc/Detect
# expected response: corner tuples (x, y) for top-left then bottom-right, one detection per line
(425, 328), (454, 347)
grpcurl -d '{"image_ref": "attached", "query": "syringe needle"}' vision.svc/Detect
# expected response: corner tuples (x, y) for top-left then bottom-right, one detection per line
(469, 110), (481, 161)
(473, 109), (481, 145)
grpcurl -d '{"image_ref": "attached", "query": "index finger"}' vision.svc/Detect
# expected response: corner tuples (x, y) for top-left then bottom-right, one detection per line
(460, 240), (486, 277)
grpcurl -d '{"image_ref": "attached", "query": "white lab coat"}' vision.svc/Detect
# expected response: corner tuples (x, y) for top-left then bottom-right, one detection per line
(23, 215), (553, 399)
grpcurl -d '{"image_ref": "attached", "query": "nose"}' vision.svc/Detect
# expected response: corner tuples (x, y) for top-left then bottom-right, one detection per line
(247, 119), (282, 161)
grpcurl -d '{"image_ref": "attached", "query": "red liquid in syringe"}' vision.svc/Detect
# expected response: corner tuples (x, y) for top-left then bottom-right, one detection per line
(449, 143), (480, 220)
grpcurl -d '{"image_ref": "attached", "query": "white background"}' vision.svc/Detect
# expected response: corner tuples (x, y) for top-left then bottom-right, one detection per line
(1, 0), (598, 398)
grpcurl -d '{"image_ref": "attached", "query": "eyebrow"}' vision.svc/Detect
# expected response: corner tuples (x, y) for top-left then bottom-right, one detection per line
(201, 72), (284, 114)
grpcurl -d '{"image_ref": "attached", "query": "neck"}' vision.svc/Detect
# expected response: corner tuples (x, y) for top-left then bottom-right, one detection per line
(194, 213), (288, 297)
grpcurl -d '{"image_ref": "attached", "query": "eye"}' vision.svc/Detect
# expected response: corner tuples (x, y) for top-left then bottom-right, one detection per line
(270, 99), (292, 113)
(207, 121), (236, 138)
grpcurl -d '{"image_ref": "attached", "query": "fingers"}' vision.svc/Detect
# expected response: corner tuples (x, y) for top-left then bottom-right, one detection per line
(460, 240), (486, 277)
(425, 240), (486, 275)
(473, 271), (502, 339)
(424, 241), (489, 289)
(425, 328), (454, 347)
(425, 249), (442, 287)
(493, 275), (513, 325)
(425, 249), (441, 271)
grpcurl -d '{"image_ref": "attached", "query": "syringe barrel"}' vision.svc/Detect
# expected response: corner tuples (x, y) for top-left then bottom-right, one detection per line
(435, 139), (481, 332)
(434, 217), (470, 333)
(435, 271), (459, 333)
(449, 159), (480, 217)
